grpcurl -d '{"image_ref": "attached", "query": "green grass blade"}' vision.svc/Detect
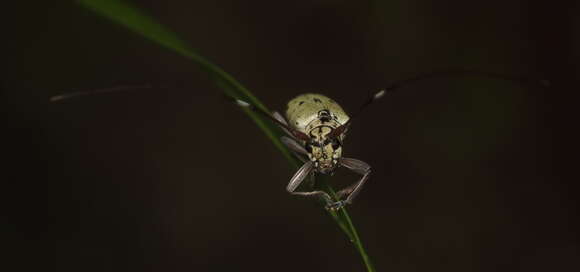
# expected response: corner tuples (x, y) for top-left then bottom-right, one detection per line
(77, 0), (291, 162)
(77, 0), (373, 270)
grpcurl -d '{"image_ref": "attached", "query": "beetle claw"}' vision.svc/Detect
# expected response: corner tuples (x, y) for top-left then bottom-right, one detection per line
(325, 200), (346, 211)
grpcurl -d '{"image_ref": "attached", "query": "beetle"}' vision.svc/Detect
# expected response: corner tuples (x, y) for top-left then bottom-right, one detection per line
(52, 69), (543, 210)
(232, 70), (545, 210)
(235, 90), (386, 210)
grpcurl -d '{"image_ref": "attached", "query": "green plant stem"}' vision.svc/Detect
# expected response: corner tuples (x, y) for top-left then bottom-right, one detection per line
(77, 0), (374, 270)
(341, 208), (375, 272)
(323, 182), (375, 272)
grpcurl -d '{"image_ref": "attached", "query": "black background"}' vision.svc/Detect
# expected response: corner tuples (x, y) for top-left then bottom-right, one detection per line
(4, 0), (578, 271)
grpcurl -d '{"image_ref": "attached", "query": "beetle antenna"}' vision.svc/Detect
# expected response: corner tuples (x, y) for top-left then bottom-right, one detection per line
(327, 89), (385, 138)
(50, 84), (154, 102)
(229, 96), (311, 141)
(382, 69), (549, 94)
(328, 69), (548, 139)
(351, 89), (387, 119)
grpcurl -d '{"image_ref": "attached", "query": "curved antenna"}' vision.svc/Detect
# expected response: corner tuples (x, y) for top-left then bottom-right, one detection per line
(381, 69), (549, 93)
(327, 89), (385, 138)
(50, 84), (154, 102)
(327, 69), (549, 139)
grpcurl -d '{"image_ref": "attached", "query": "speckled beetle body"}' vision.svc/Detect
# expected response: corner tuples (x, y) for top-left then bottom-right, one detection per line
(286, 94), (350, 134)
(231, 70), (535, 210)
(285, 94), (350, 174)
(49, 69), (540, 211)
(236, 91), (385, 210)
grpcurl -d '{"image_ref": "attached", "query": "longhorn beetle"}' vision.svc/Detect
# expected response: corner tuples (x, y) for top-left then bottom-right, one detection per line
(231, 70), (546, 210)
(235, 92), (382, 210)
(51, 70), (546, 210)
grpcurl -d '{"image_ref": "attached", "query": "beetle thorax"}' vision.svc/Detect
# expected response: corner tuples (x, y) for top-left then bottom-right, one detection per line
(305, 110), (340, 131)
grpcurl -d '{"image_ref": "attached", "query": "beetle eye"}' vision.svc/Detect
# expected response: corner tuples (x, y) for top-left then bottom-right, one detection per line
(331, 139), (341, 150)
(305, 144), (313, 153)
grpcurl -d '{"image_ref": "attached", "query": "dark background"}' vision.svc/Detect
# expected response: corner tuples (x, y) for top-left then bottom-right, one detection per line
(4, 0), (578, 271)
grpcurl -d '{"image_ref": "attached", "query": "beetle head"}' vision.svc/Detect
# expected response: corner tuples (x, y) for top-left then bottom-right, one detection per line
(306, 127), (342, 174)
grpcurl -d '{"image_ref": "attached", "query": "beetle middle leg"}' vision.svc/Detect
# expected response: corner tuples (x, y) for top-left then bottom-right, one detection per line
(286, 161), (333, 205)
(326, 158), (371, 210)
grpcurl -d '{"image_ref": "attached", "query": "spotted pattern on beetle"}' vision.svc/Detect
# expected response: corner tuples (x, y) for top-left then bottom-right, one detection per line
(233, 91), (384, 210)
(286, 93), (350, 136)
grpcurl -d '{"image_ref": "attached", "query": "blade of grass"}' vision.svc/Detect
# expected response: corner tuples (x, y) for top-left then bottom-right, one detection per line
(78, 0), (292, 162)
(77, 0), (373, 270)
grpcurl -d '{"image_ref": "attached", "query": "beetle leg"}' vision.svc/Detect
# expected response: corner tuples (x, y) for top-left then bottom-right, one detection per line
(281, 136), (308, 162)
(234, 99), (310, 141)
(286, 161), (333, 205)
(327, 158), (371, 210)
(273, 111), (294, 138)
(272, 111), (288, 125)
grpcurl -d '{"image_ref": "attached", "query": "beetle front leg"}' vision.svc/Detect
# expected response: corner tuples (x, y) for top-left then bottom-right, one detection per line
(273, 111), (294, 138)
(327, 158), (372, 210)
(281, 136), (308, 163)
(286, 161), (333, 205)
